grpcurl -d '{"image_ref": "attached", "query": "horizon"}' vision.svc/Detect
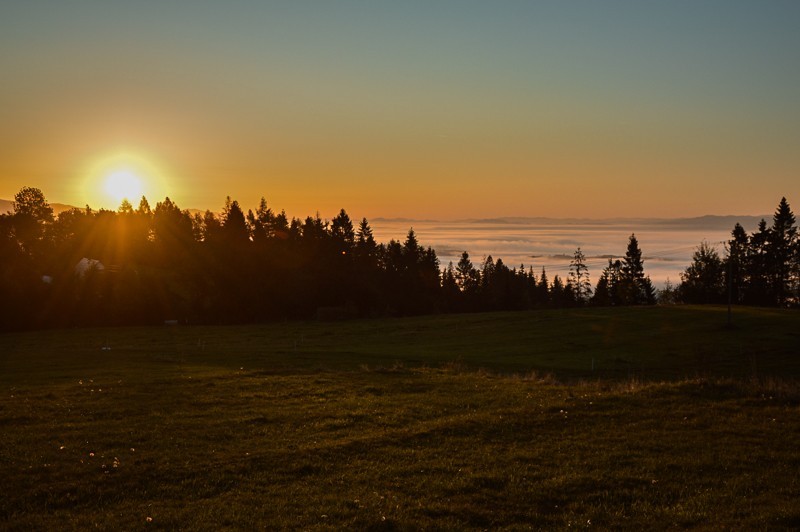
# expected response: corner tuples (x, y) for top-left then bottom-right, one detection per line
(0, 193), (782, 224)
(2, 2), (799, 218)
(2, 187), (777, 288)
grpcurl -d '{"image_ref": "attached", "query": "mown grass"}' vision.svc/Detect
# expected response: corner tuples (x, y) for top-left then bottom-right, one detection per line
(1, 305), (799, 529)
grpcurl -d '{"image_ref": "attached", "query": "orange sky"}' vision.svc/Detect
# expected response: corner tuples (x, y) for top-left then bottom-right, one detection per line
(1, 2), (798, 220)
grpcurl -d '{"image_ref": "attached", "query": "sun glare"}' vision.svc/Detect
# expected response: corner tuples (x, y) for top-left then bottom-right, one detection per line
(82, 151), (171, 209)
(104, 170), (143, 203)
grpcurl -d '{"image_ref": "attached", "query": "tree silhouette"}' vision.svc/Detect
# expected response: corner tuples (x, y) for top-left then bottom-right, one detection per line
(726, 223), (749, 303)
(767, 197), (796, 306)
(568, 247), (592, 305)
(680, 242), (724, 304)
(619, 234), (655, 305)
(747, 219), (771, 305)
(3, 184), (795, 330)
(221, 197), (249, 245)
(247, 197), (275, 242)
(10, 186), (54, 258)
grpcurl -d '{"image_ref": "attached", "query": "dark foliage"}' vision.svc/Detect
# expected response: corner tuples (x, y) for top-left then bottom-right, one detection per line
(2, 187), (795, 330)
(678, 197), (799, 307)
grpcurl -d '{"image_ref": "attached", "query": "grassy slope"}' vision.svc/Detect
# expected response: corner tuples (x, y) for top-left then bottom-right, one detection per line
(1, 306), (799, 529)
(2, 305), (799, 383)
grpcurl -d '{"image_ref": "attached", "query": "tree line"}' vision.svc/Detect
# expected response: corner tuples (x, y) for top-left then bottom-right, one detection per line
(0, 187), (795, 330)
(674, 197), (799, 307)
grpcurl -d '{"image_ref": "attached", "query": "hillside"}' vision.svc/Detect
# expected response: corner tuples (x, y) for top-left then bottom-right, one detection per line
(1, 306), (799, 528)
(3, 305), (798, 383)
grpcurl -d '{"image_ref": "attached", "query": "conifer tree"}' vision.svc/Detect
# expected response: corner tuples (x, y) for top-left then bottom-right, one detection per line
(679, 242), (724, 304)
(748, 219), (771, 305)
(247, 197), (274, 241)
(331, 208), (355, 247)
(537, 267), (550, 305)
(356, 218), (377, 251)
(221, 197), (249, 244)
(767, 197), (796, 305)
(620, 234), (654, 305)
(551, 275), (565, 306)
(568, 247), (592, 304)
(136, 196), (151, 215)
(455, 251), (475, 292)
(726, 223), (749, 303)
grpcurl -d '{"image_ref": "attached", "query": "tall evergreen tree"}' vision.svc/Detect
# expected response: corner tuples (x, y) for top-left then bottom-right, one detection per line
(592, 258), (623, 306)
(402, 228), (420, 265)
(537, 267), (550, 306)
(247, 197), (274, 242)
(331, 208), (355, 248)
(747, 219), (771, 305)
(568, 247), (592, 304)
(441, 261), (460, 311)
(767, 197), (796, 305)
(356, 218), (377, 251)
(619, 234), (655, 305)
(726, 223), (749, 303)
(455, 251), (473, 291)
(221, 197), (250, 244)
(550, 275), (566, 306)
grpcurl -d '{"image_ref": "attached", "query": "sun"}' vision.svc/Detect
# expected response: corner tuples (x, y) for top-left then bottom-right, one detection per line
(82, 150), (171, 209)
(104, 170), (143, 203)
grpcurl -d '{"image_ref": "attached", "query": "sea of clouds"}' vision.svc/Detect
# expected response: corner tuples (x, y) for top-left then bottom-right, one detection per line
(370, 216), (767, 288)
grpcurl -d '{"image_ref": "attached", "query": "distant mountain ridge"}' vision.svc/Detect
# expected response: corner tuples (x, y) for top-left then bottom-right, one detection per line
(0, 198), (771, 230)
(0, 199), (201, 217)
(0, 199), (76, 216)
(378, 215), (770, 231)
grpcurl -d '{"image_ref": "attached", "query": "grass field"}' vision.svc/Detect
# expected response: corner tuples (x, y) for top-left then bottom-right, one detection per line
(1, 306), (799, 529)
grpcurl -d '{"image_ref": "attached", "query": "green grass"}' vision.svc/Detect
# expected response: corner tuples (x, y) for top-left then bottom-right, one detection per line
(1, 306), (799, 529)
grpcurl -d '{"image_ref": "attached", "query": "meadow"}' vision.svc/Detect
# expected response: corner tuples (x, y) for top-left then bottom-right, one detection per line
(1, 306), (799, 529)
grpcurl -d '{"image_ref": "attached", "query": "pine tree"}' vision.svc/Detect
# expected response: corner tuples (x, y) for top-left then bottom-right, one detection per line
(247, 197), (274, 241)
(136, 196), (151, 215)
(551, 275), (565, 306)
(767, 197), (796, 305)
(620, 234), (653, 305)
(537, 267), (550, 306)
(118, 199), (134, 214)
(726, 223), (749, 303)
(747, 219), (771, 305)
(592, 258), (622, 306)
(356, 218), (377, 250)
(679, 242), (724, 304)
(331, 208), (355, 247)
(455, 251), (475, 292)
(568, 247), (592, 304)
(481, 256), (495, 293)
(221, 197), (249, 244)
(202, 210), (222, 243)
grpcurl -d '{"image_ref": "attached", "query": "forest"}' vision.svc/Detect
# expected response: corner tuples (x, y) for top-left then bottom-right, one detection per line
(0, 187), (797, 330)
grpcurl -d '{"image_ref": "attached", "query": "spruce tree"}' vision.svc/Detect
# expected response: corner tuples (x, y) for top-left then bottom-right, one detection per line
(537, 267), (550, 306)
(620, 234), (652, 305)
(767, 197), (796, 305)
(568, 247), (592, 304)
(221, 197), (249, 244)
(679, 242), (724, 304)
(356, 218), (377, 250)
(456, 251), (475, 292)
(748, 219), (771, 305)
(726, 223), (749, 303)
(331, 208), (355, 247)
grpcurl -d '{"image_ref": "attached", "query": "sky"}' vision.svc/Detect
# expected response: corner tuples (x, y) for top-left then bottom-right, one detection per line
(1, 1), (799, 219)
